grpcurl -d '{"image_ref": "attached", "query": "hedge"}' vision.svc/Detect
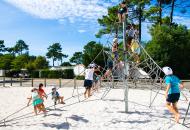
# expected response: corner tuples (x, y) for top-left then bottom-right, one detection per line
(40, 69), (74, 79)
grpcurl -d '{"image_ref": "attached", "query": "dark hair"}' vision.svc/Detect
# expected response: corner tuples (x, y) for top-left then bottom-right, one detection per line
(31, 88), (38, 92)
(39, 83), (43, 89)
(122, 1), (126, 4)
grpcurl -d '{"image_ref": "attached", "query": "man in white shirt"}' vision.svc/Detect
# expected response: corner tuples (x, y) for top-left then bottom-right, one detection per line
(84, 64), (95, 98)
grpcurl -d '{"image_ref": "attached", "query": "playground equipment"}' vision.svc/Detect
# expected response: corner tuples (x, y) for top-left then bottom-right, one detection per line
(0, 2), (189, 128)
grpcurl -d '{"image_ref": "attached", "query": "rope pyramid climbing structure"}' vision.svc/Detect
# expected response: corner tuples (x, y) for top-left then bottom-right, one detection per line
(0, 2), (190, 128)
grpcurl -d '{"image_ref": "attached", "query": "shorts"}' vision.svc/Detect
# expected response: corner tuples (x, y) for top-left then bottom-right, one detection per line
(118, 7), (127, 14)
(33, 98), (43, 106)
(113, 51), (119, 60)
(84, 80), (93, 89)
(166, 93), (180, 103)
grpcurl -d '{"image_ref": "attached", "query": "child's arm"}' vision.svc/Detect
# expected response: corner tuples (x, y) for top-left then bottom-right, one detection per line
(179, 82), (184, 89)
(165, 84), (171, 98)
(27, 96), (32, 106)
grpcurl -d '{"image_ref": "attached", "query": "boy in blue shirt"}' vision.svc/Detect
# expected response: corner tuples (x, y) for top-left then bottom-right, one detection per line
(163, 66), (184, 123)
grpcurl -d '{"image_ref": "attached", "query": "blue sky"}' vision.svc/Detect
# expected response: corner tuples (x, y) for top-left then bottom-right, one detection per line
(0, 0), (190, 66)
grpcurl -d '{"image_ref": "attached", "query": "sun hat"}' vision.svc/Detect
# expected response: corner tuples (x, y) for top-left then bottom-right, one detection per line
(113, 38), (118, 43)
(162, 66), (173, 75)
(52, 86), (56, 90)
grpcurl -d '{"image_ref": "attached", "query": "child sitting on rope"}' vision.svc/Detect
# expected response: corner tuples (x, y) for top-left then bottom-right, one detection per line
(51, 87), (65, 105)
(118, 1), (128, 23)
(163, 66), (184, 123)
(38, 83), (48, 100)
(27, 88), (46, 115)
(112, 38), (119, 61)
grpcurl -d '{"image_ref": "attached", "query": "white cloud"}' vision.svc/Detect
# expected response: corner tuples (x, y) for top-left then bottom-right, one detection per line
(173, 16), (190, 28)
(4, 0), (118, 23)
(78, 29), (86, 33)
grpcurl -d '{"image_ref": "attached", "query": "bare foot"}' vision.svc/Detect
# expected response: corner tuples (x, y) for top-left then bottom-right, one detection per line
(84, 93), (87, 98)
(175, 114), (180, 123)
(60, 102), (65, 104)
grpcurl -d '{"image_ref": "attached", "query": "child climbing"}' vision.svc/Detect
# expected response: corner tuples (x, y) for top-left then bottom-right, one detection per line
(112, 38), (119, 61)
(93, 65), (101, 92)
(84, 64), (95, 98)
(126, 24), (136, 49)
(27, 88), (46, 115)
(118, 1), (128, 23)
(102, 58), (113, 81)
(38, 83), (48, 100)
(163, 66), (184, 123)
(51, 87), (65, 105)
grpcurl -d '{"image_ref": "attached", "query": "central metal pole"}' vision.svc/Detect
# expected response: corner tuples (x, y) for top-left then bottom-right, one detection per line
(123, 15), (128, 113)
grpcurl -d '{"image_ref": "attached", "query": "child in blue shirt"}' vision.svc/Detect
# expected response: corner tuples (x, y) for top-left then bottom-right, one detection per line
(52, 87), (65, 104)
(163, 66), (184, 123)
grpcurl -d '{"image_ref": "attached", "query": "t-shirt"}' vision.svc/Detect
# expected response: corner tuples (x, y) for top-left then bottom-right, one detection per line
(52, 91), (59, 99)
(32, 91), (39, 101)
(164, 75), (181, 94)
(127, 29), (136, 38)
(85, 69), (94, 80)
(39, 88), (44, 94)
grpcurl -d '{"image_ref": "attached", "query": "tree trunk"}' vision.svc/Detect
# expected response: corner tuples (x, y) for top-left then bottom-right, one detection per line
(138, 4), (142, 43)
(170, 0), (175, 25)
(53, 59), (55, 66)
(159, 0), (162, 25)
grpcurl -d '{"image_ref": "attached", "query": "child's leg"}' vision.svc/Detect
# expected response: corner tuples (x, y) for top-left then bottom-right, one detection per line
(84, 88), (88, 98)
(87, 88), (92, 97)
(60, 96), (65, 104)
(166, 102), (180, 123)
(34, 106), (38, 115)
(172, 102), (180, 123)
(122, 13), (126, 22)
(118, 13), (122, 23)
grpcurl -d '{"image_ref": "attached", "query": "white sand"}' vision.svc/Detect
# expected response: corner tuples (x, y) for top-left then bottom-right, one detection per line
(0, 86), (189, 130)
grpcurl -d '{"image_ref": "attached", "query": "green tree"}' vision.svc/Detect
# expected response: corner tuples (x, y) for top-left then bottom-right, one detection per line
(61, 62), (72, 66)
(57, 53), (68, 64)
(0, 40), (6, 54)
(0, 54), (15, 70)
(96, 0), (150, 41)
(34, 56), (49, 69)
(83, 41), (109, 67)
(11, 54), (29, 70)
(14, 40), (29, 55)
(70, 52), (83, 64)
(146, 24), (190, 78)
(46, 43), (66, 66)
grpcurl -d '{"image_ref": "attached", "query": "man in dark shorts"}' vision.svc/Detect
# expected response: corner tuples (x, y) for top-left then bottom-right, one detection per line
(163, 66), (184, 123)
(84, 64), (95, 98)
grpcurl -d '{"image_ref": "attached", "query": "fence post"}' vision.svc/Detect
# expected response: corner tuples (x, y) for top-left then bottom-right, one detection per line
(59, 78), (61, 88)
(74, 78), (76, 89)
(44, 78), (46, 87)
(31, 78), (34, 87)
(3, 77), (5, 87)
(20, 78), (22, 86)
(10, 77), (13, 86)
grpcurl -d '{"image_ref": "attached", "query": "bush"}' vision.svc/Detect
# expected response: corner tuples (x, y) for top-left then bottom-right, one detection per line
(63, 69), (74, 79)
(30, 71), (39, 78)
(75, 75), (85, 80)
(40, 69), (74, 79)
(48, 71), (62, 78)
